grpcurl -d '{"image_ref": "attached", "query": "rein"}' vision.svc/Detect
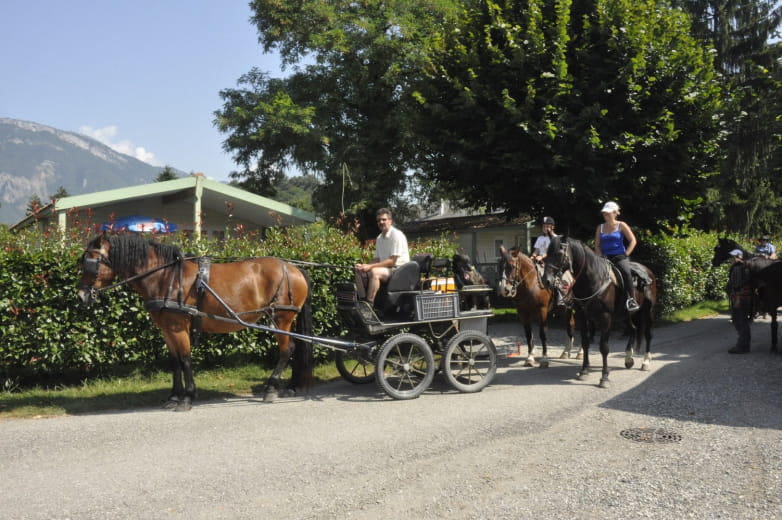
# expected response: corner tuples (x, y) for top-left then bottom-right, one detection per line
(97, 259), (181, 293)
(508, 259), (542, 298)
(562, 241), (612, 304)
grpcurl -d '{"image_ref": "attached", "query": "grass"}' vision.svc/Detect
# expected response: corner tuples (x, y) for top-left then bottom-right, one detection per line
(1, 301), (728, 420)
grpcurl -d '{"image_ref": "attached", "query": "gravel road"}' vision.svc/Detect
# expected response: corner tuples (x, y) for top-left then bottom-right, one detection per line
(1, 314), (781, 520)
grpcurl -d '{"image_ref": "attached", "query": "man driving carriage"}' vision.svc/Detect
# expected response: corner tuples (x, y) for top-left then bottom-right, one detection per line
(354, 208), (410, 307)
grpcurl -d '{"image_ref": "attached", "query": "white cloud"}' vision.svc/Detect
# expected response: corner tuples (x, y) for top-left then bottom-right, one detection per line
(79, 125), (162, 166)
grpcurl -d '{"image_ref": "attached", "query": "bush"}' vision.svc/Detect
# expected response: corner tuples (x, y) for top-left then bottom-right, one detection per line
(633, 227), (727, 314)
(0, 220), (730, 387)
(0, 223), (456, 386)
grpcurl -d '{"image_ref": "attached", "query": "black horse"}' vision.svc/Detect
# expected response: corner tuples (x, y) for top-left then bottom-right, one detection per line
(452, 253), (491, 310)
(543, 236), (657, 387)
(712, 237), (779, 353)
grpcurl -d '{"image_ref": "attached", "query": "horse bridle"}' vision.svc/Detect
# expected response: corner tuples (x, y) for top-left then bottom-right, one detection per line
(79, 246), (112, 301)
(79, 244), (180, 300)
(546, 241), (573, 288)
(500, 255), (539, 298)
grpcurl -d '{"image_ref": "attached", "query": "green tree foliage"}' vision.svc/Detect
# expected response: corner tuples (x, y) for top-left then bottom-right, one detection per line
(155, 165), (179, 182)
(273, 174), (319, 212)
(0, 223), (457, 385)
(674, 0), (782, 235)
(412, 0), (723, 235)
(216, 0), (723, 238)
(215, 0), (460, 239)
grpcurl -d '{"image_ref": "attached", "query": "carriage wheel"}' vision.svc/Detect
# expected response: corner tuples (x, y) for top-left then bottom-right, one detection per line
(375, 333), (435, 400)
(442, 330), (497, 393)
(336, 349), (376, 384)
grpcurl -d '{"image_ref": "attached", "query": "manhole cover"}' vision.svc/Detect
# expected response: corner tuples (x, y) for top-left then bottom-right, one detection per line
(619, 427), (682, 444)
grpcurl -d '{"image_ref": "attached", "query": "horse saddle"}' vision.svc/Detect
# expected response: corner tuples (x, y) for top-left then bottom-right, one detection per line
(629, 262), (651, 286)
(605, 260), (650, 289)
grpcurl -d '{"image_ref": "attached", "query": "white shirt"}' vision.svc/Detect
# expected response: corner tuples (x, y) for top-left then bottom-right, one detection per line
(533, 235), (551, 256)
(376, 226), (409, 266)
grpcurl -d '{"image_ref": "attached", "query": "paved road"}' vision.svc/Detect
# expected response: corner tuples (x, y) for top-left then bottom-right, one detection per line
(1, 315), (781, 519)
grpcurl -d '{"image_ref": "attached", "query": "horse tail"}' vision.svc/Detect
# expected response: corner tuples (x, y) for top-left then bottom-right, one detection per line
(291, 268), (314, 391)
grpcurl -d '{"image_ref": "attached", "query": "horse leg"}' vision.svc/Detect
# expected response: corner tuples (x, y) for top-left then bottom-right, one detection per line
(523, 323), (536, 367)
(560, 312), (575, 359)
(164, 352), (184, 410)
(576, 314), (591, 379)
(538, 319), (550, 369)
(263, 313), (297, 401)
(161, 327), (195, 412)
(624, 317), (637, 369)
(598, 329), (611, 388)
(771, 313), (778, 354)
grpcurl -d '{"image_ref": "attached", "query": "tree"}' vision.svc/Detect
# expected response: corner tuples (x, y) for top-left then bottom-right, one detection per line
(155, 166), (179, 182)
(412, 0), (723, 235)
(672, 0), (782, 235)
(215, 0), (459, 239)
(50, 186), (69, 200)
(216, 0), (723, 237)
(26, 195), (44, 216)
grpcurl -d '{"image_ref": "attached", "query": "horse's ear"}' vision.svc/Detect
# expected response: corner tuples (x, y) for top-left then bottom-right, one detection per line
(499, 245), (507, 255)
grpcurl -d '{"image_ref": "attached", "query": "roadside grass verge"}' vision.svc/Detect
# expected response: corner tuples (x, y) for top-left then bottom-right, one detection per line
(1, 301), (728, 420)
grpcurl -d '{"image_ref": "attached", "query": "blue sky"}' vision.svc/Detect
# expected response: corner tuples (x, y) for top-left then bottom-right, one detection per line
(0, 1), (286, 182)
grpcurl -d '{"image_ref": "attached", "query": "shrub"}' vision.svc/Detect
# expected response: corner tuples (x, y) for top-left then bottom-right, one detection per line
(0, 223), (457, 386)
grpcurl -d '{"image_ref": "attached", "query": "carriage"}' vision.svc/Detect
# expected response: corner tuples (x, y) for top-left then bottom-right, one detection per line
(76, 233), (497, 409)
(330, 254), (497, 400)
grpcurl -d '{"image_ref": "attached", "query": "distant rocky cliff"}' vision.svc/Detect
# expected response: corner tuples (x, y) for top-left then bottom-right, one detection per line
(0, 118), (165, 224)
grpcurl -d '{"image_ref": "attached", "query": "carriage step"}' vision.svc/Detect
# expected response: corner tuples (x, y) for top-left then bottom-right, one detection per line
(357, 301), (382, 326)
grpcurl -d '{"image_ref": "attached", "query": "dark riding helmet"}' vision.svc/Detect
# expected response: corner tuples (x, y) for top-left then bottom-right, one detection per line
(760, 235), (770, 241)
(542, 216), (555, 225)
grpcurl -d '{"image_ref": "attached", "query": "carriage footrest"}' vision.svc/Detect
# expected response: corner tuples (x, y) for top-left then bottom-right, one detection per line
(356, 301), (382, 326)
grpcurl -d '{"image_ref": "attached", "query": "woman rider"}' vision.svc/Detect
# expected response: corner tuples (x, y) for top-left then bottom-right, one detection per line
(594, 201), (640, 313)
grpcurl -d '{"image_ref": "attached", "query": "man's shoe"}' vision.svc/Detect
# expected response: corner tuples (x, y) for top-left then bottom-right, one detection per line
(626, 298), (640, 313)
(728, 346), (750, 354)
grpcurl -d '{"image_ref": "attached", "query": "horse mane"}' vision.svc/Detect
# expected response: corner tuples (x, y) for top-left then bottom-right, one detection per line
(94, 234), (181, 276)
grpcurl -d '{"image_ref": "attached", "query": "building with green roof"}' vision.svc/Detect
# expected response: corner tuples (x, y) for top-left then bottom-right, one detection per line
(11, 174), (316, 238)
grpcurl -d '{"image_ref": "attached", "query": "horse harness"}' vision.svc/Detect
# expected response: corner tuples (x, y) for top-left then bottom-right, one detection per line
(83, 247), (302, 343)
(551, 241), (647, 307)
(501, 255), (546, 299)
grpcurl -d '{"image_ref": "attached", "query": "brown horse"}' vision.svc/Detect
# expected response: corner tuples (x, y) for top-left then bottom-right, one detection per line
(497, 245), (576, 368)
(543, 236), (656, 387)
(76, 233), (313, 411)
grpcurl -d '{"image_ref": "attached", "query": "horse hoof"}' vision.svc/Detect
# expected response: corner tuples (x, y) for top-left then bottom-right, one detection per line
(641, 362), (650, 371)
(559, 352), (568, 359)
(263, 391), (277, 403)
(163, 399), (179, 410)
(524, 359), (535, 367)
(625, 358), (635, 369)
(175, 400), (193, 412)
(599, 379), (609, 388)
(539, 358), (549, 369)
(576, 353), (583, 360)
(279, 388), (297, 398)
(576, 371), (588, 380)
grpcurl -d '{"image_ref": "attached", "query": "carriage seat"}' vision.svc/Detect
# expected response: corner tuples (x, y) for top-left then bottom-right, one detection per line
(374, 254), (432, 315)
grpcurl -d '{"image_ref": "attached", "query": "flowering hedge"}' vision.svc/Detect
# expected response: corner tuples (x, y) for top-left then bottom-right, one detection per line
(0, 223), (456, 386)
(633, 227), (729, 313)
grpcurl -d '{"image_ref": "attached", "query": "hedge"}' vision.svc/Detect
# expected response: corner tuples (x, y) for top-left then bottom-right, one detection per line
(0, 223), (456, 386)
(0, 222), (731, 387)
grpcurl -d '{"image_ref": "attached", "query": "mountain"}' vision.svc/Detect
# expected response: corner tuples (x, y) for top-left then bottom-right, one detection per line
(0, 118), (167, 225)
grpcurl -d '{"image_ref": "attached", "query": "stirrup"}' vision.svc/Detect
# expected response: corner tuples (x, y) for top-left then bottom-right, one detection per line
(626, 298), (640, 312)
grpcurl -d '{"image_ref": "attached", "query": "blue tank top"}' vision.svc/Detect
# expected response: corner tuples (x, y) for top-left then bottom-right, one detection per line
(600, 224), (626, 256)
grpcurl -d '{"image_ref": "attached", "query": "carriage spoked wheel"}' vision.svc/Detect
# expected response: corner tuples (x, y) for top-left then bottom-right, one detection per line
(375, 332), (436, 400)
(336, 348), (376, 384)
(442, 330), (497, 393)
